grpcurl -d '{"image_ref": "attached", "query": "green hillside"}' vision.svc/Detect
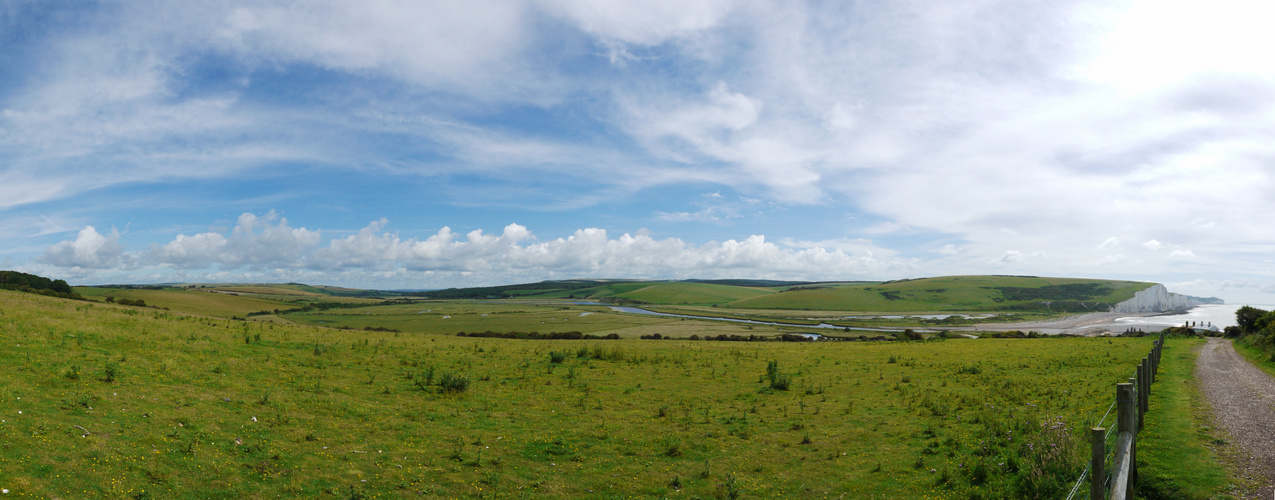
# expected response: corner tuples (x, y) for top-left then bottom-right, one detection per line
(724, 276), (1154, 312)
(615, 282), (774, 305)
(531, 281), (775, 305)
(74, 286), (383, 318)
(75, 287), (296, 317)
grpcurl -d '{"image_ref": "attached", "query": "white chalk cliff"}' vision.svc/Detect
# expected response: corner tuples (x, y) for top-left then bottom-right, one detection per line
(1110, 284), (1200, 313)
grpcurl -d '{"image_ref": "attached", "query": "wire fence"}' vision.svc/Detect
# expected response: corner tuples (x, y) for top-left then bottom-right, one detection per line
(1063, 334), (1162, 500)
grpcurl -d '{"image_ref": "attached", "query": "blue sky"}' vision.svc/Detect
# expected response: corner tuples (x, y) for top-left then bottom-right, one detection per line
(3, 0), (1275, 303)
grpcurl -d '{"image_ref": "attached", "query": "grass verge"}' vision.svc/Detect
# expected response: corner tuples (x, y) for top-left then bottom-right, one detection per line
(1136, 338), (1239, 499)
(1233, 339), (1275, 378)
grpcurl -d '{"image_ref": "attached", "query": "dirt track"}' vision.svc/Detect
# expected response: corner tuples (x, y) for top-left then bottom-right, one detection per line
(1195, 338), (1275, 499)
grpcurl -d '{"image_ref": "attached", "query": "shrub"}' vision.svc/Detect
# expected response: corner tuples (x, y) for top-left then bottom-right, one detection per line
(438, 373), (470, 394)
(102, 362), (119, 383)
(549, 351), (568, 364)
(770, 373), (791, 391)
(762, 360), (791, 391)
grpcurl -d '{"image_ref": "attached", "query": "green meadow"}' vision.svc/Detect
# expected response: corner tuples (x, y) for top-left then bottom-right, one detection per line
(0, 288), (1204, 499)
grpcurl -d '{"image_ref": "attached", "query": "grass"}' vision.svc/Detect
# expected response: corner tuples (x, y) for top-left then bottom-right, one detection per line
(1136, 338), (1239, 499)
(1233, 338), (1275, 378)
(74, 287), (294, 317)
(277, 300), (827, 339)
(607, 282), (774, 306)
(74, 286), (389, 320)
(0, 289), (1171, 499)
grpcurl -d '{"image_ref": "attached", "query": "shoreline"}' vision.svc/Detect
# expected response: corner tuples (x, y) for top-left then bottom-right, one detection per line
(963, 310), (1165, 336)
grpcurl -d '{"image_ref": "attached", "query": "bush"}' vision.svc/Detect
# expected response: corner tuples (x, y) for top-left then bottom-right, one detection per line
(102, 362), (119, 383)
(957, 364), (982, 375)
(763, 360), (791, 391)
(437, 373), (470, 394)
(549, 351), (567, 364)
(770, 374), (792, 391)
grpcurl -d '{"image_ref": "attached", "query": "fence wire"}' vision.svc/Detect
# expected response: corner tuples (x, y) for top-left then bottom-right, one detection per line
(1063, 339), (1157, 500)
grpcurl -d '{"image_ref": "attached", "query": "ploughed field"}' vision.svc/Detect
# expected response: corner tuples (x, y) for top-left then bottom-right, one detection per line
(0, 290), (1156, 499)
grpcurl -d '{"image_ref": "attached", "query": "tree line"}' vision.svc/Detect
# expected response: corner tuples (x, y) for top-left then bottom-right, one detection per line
(0, 270), (82, 300)
(1227, 306), (1275, 361)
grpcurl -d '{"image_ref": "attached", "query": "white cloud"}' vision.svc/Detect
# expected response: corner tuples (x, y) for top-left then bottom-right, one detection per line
(39, 226), (126, 269)
(220, 0), (539, 97)
(9, 1), (1275, 290)
(41, 216), (915, 284)
(540, 0), (734, 47)
(314, 222), (907, 279)
(934, 244), (960, 256)
(148, 212), (320, 269)
(995, 250), (1024, 264)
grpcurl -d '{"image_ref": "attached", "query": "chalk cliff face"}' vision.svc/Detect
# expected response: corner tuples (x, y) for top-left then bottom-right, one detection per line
(1110, 284), (1200, 313)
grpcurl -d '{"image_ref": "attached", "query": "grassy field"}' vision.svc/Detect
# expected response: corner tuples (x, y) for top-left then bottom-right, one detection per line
(74, 287), (296, 317)
(74, 286), (389, 319)
(0, 289), (1191, 499)
(605, 282), (775, 306)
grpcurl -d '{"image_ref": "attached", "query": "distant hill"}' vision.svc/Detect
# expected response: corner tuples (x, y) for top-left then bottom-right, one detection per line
(412, 278), (810, 304)
(405, 275), (1157, 312)
(724, 275), (1153, 312)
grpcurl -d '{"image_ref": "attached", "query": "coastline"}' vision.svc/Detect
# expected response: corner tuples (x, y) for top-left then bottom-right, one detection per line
(967, 311), (1162, 336)
(967, 303), (1251, 336)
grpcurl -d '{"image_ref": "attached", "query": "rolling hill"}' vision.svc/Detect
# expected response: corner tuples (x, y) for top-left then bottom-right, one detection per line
(723, 276), (1153, 312)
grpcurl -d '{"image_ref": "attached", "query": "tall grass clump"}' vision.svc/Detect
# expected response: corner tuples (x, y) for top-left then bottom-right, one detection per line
(761, 360), (791, 391)
(437, 373), (470, 394)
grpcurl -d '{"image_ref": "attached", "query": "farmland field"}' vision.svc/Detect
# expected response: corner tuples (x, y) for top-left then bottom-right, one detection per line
(0, 289), (1178, 498)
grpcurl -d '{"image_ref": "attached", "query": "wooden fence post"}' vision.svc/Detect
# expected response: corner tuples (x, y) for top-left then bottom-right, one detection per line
(1091, 427), (1105, 500)
(1125, 379), (1138, 496)
(1137, 362), (1147, 431)
(1151, 342), (1159, 380)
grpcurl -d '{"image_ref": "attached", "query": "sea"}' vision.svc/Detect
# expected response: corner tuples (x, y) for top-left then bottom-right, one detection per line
(1112, 304), (1275, 331)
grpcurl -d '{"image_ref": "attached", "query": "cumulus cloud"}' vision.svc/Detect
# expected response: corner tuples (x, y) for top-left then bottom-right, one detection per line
(1142, 239), (1163, 251)
(148, 212), (320, 269)
(312, 221), (905, 280)
(39, 226), (126, 269)
(40, 215), (912, 283)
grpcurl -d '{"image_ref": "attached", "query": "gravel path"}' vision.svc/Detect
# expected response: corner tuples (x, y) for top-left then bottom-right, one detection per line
(1195, 338), (1275, 499)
